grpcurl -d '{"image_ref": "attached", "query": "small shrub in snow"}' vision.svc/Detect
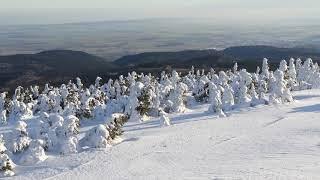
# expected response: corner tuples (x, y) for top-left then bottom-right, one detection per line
(107, 122), (123, 140)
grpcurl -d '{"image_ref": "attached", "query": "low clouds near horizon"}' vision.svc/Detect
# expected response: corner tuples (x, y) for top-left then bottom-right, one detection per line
(1, 0), (319, 25)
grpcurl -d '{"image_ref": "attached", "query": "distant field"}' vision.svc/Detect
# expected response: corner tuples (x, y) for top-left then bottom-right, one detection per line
(0, 19), (319, 60)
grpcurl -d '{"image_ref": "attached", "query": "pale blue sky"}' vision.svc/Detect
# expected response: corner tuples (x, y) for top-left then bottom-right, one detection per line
(1, 0), (319, 25)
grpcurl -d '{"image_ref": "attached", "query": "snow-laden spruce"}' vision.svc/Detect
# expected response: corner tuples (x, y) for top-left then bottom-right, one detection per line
(0, 135), (15, 177)
(0, 93), (7, 124)
(82, 124), (111, 148)
(208, 83), (226, 117)
(11, 121), (31, 153)
(18, 139), (47, 165)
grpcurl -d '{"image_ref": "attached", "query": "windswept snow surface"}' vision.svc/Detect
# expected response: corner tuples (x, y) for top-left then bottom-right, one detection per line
(5, 90), (320, 179)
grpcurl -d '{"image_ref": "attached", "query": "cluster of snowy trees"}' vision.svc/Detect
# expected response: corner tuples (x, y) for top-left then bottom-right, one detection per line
(0, 57), (319, 176)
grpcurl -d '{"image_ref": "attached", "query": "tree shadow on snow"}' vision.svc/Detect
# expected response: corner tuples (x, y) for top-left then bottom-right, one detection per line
(294, 95), (320, 101)
(289, 104), (320, 113)
(125, 111), (218, 132)
(170, 111), (216, 125)
(122, 137), (140, 142)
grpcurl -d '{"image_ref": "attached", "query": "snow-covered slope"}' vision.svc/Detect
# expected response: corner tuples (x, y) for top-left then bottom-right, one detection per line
(6, 89), (320, 180)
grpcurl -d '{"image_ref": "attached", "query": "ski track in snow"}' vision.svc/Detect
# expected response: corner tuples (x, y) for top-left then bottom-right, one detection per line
(3, 89), (320, 180)
(263, 117), (286, 127)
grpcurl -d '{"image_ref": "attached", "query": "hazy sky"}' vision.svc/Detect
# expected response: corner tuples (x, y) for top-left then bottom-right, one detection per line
(1, 0), (319, 25)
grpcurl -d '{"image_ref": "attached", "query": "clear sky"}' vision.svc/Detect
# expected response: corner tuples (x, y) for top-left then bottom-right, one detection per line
(0, 0), (319, 25)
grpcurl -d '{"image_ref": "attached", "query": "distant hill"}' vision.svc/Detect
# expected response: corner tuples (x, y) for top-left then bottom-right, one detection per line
(114, 50), (221, 66)
(223, 45), (320, 62)
(1, 46), (320, 92)
(0, 50), (118, 92)
(115, 45), (320, 71)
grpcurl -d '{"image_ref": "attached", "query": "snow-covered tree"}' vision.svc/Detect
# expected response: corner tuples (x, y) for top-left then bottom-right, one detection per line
(269, 69), (293, 104)
(0, 93), (6, 112)
(237, 69), (252, 105)
(30, 85), (39, 99)
(126, 82), (144, 121)
(58, 136), (78, 155)
(47, 90), (62, 113)
(193, 79), (208, 102)
(54, 115), (79, 154)
(279, 60), (288, 73)
(208, 83), (225, 117)
(168, 82), (188, 113)
(219, 71), (229, 87)
(150, 82), (161, 115)
(0, 110), (6, 125)
(297, 58), (313, 90)
(8, 100), (32, 122)
(95, 77), (102, 88)
(11, 121), (31, 153)
(261, 58), (270, 81)
(288, 58), (297, 90)
(222, 85), (234, 111)
(256, 66), (260, 75)
(47, 114), (64, 128)
(18, 139), (47, 165)
(105, 113), (128, 140)
(0, 154), (14, 177)
(0, 135), (6, 154)
(0, 135), (14, 177)
(295, 58), (302, 80)
(249, 83), (260, 106)
(159, 109), (171, 126)
(82, 125), (110, 148)
(233, 62), (238, 73)
(60, 84), (69, 107)
(136, 86), (153, 119)
(76, 77), (83, 90)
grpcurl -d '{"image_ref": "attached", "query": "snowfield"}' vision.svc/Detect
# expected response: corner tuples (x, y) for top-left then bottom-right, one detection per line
(5, 89), (320, 180)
